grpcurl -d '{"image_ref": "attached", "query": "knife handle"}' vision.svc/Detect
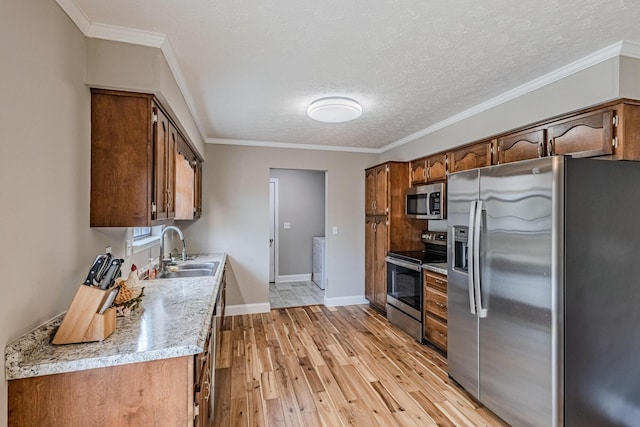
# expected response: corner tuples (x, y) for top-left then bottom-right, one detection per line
(84, 254), (108, 286)
(99, 258), (123, 290)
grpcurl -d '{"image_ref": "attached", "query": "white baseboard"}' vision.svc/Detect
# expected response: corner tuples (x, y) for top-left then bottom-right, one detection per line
(275, 274), (312, 283)
(324, 295), (369, 307)
(225, 303), (271, 316)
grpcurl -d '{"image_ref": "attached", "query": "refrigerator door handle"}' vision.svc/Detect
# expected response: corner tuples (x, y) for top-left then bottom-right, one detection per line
(474, 200), (488, 318)
(467, 200), (477, 315)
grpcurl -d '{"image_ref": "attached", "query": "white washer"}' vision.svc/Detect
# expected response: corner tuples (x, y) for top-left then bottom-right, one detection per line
(312, 236), (326, 290)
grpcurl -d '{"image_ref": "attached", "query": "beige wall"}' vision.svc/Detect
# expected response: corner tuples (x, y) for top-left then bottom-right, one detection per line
(181, 145), (378, 309)
(0, 2), (134, 425)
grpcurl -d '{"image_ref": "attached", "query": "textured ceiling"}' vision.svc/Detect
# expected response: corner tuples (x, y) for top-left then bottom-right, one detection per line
(68, 0), (640, 151)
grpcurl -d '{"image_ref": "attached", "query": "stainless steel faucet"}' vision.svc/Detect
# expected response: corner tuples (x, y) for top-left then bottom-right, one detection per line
(159, 225), (187, 271)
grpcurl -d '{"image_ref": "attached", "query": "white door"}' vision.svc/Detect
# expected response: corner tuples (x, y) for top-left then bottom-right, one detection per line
(269, 179), (278, 282)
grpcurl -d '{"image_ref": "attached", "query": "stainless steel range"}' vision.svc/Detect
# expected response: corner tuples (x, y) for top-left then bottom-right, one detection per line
(385, 231), (447, 341)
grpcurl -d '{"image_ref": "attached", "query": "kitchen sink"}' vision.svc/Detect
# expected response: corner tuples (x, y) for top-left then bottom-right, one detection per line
(155, 261), (219, 279)
(178, 262), (218, 271)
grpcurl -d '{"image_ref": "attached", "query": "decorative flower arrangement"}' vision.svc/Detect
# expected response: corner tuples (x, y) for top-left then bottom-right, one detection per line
(113, 264), (145, 317)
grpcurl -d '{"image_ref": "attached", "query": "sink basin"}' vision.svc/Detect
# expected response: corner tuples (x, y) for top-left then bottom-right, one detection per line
(156, 261), (219, 279)
(178, 262), (218, 271)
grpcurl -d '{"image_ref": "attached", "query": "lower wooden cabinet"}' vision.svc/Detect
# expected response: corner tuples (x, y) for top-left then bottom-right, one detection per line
(8, 276), (227, 427)
(423, 270), (448, 352)
(365, 216), (388, 312)
(8, 356), (195, 426)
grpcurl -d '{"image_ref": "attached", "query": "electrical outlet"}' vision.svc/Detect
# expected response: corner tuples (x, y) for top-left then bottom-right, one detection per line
(283, 222), (291, 229)
(105, 246), (112, 254)
(332, 226), (338, 235)
(126, 239), (132, 257)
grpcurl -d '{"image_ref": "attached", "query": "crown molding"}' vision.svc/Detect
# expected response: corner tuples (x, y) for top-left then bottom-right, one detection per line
(88, 22), (165, 47)
(381, 40), (632, 153)
(619, 40), (640, 59)
(207, 138), (381, 154)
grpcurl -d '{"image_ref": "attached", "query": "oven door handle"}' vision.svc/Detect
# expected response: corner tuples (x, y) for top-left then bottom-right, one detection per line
(385, 256), (421, 272)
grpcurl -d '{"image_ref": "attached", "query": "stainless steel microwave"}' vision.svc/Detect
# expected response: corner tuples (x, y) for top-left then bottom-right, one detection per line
(406, 182), (446, 219)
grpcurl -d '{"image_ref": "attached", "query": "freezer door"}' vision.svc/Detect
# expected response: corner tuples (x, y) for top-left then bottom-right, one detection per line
(447, 168), (480, 399)
(477, 157), (560, 427)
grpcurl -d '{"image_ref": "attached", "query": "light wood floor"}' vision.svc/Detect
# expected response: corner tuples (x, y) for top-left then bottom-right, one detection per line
(213, 305), (508, 426)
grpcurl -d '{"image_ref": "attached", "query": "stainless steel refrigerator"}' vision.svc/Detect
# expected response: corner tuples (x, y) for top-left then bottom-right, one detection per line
(447, 156), (640, 427)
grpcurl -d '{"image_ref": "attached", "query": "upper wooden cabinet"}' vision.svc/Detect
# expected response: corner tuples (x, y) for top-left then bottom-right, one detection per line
(410, 153), (447, 185)
(409, 157), (427, 186)
(152, 107), (175, 222)
(193, 159), (203, 219)
(495, 102), (640, 164)
(365, 164), (389, 215)
(427, 153), (447, 182)
(447, 140), (494, 174)
(90, 89), (202, 227)
(496, 128), (545, 164)
(175, 152), (195, 220)
(547, 107), (615, 158)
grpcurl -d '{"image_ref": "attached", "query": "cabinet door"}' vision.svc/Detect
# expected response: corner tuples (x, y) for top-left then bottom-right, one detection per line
(374, 165), (389, 215)
(425, 285), (448, 320)
(167, 124), (178, 219)
(426, 153), (447, 182)
(447, 140), (493, 174)
(410, 158), (428, 186)
(547, 108), (614, 158)
(497, 129), (545, 164)
(90, 90), (153, 227)
(364, 217), (376, 303)
(194, 160), (203, 218)
(374, 218), (388, 310)
(175, 152), (195, 220)
(425, 314), (447, 351)
(153, 106), (170, 220)
(365, 169), (376, 215)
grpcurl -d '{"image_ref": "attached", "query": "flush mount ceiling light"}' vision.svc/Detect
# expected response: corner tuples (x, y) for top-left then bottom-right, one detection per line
(307, 97), (362, 123)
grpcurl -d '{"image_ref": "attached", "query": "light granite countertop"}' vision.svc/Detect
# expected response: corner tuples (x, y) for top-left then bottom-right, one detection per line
(423, 262), (448, 276)
(5, 253), (226, 380)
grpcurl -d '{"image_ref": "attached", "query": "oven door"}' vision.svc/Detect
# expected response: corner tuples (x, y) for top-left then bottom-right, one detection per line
(385, 257), (422, 321)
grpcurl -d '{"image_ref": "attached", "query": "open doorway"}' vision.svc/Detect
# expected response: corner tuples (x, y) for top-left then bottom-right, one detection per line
(269, 168), (326, 308)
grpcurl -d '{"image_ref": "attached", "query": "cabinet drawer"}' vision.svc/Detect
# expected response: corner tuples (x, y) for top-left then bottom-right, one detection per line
(425, 271), (447, 292)
(425, 286), (447, 320)
(425, 314), (447, 351)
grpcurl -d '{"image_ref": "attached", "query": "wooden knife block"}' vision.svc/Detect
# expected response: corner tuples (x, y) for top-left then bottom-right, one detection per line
(52, 284), (116, 345)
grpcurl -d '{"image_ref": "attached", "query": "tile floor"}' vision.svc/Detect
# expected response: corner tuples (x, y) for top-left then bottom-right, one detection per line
(269, 280), (324, 308)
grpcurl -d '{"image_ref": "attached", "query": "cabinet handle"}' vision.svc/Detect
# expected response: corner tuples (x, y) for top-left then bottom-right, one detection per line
(204, 378), (211, 400)
(537, 143), (542, 158)
(547, 140), (553, 156)
(435, 302), (447, 308)
(423, 168), (427, 179)
(167, 190), (173, 208)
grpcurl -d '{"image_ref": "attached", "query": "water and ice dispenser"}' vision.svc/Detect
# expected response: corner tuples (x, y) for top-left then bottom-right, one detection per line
(453, 226), (469, 273)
